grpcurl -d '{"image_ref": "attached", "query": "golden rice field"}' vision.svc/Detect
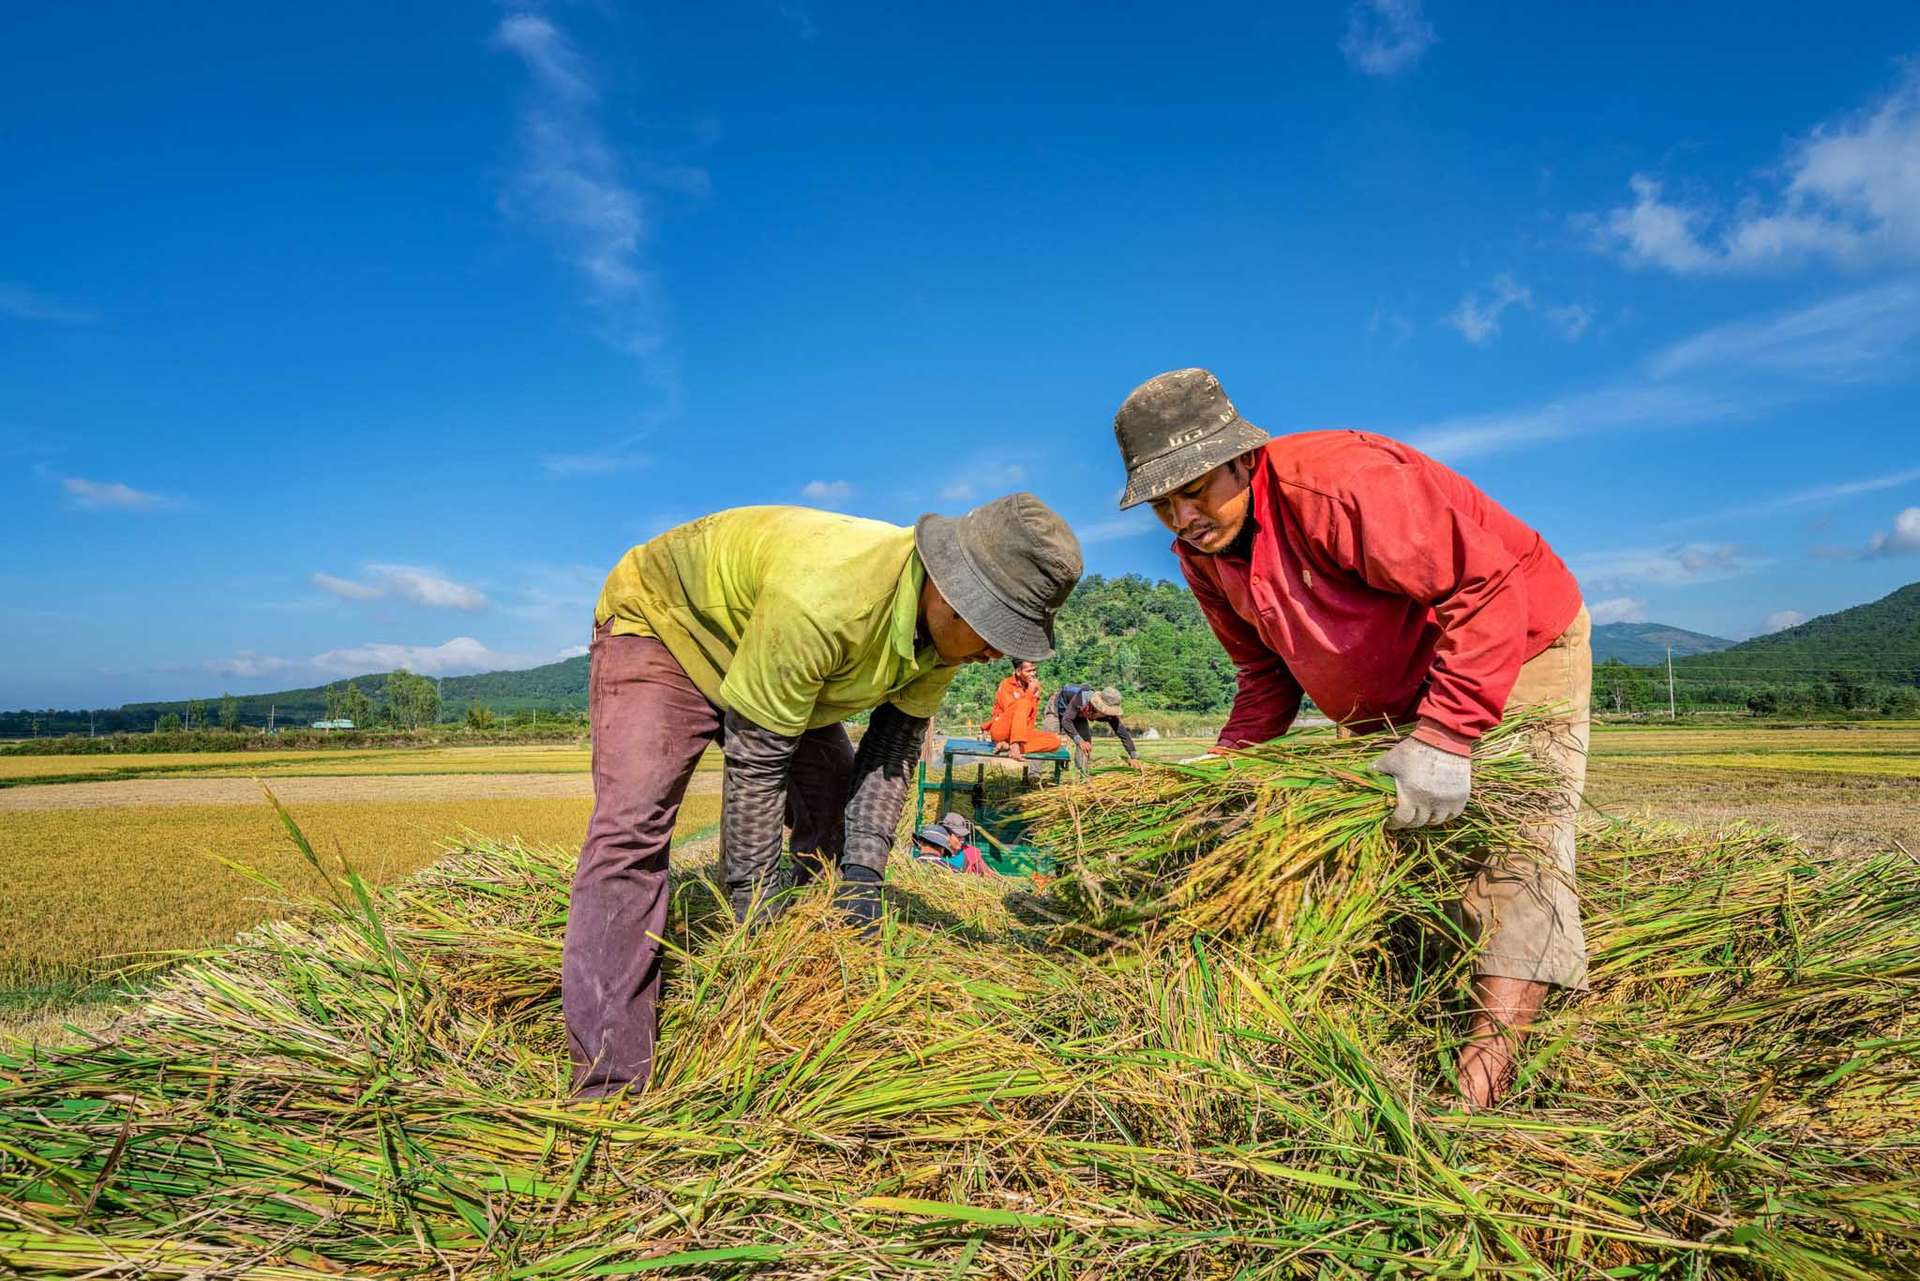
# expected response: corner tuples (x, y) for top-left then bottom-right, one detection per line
(0, 743), (613, 784)
(4, 721), (1913, 1039)
(0, 792), (721, 1015)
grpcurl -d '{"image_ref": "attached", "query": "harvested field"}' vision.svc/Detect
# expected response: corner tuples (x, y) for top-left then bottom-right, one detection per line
(0, 744), (607, 786)
(2, 720), (1916, 1277)
(0, 770), (721, 811)
(0, 793), (721, 1018)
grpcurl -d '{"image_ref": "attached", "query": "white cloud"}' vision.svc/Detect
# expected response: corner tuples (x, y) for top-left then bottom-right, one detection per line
(311, 637), (505, 677)
(62, 476), (172, 511)
(1593, 68), (1920, 273)
(1446, 275), (1531, 344)
(0, 282), (94, 324)
(1762, 609), (1806, 634)
(1866, 506), (1920, 556)
(1588, 596), (1648, 625)
(1340, 0), (1434, 77)
(938, 481), (976, 501)
(1571, 542), (1763, 593)
(311, 564), (489, 611)
(801, 479), (855, 502)
(206, 652), (297, 679)
(556, 643), (590, 660)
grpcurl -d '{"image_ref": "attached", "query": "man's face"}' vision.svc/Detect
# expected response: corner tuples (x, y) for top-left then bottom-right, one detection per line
(1149, 455), (1255, 554)
(1015, 660), (1037, 681)
(922, 580), (1003, 665)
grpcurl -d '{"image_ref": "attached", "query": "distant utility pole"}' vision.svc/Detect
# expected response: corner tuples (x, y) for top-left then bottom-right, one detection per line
(268, 703), (276, 735)
(1666, 645), (1677, 720)
(88, 709), (96, 739)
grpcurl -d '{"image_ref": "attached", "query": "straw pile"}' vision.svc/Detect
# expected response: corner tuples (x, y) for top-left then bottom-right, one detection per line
(2, 732), (1918, 1277)
(1029, 712), (1567, 949)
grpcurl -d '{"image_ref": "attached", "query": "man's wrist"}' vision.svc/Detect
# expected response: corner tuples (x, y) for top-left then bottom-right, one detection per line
(1410, 719), (1475, 756)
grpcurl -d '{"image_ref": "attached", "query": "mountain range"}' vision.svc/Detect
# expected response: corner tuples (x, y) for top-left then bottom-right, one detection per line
(5, 580), (1915, 736)
(1588, 622), (1734, 666)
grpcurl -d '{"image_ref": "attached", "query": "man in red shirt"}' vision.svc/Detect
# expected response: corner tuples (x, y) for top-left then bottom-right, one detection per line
(1112, 368), (1592, 1108)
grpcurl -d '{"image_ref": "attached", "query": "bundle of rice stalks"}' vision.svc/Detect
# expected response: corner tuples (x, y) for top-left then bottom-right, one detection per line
(1028, 712), (1565, 951)
(2, 787), (1917, 1276)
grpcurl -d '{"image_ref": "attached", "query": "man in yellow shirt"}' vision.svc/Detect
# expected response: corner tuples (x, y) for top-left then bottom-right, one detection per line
(566, 494), (1082, 1096)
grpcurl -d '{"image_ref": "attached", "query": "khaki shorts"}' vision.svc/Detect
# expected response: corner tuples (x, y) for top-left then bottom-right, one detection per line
(1454, 606), (1592, 990)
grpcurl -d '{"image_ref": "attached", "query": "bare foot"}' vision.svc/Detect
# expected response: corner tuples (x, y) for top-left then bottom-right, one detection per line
(1456, 1037), (1514, 1109)
(1455, 974), (1549, 1108)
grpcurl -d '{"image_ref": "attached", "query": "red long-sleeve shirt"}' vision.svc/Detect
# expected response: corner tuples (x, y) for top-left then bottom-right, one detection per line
(1178, 432), (1582, 755)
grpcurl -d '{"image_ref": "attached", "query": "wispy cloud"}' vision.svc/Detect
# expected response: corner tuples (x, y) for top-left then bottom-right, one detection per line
(556, 643), (590, 660)
(1446, 275), (1531, 344)
(311, 636), (506, 677)
(1762, 609), (1806, 634)
(1367, 306), (1415, 345)
(0, 282), (94, 324)
(1592, 66), (1920, 273)
(1445, 277), (1594, 346)
(1340, 0), (1434, 77)
(1407, 382), (1758, 462)
(501, 563), (606, 622)
(801, 479), (855, 502)
(496, 12), (694, 468)
(542, 446), (651, 476)
(773, 0), (818, 40)
(61, 476), (175, 511)
(1407, 281), (1919, 461)
(933, 460), (1032, 506)
(1647, 279), (1920, 381)
(312, 564), (489, 611)
(206, 652), (297, 679)
(1544, 303), (1593, 340)
(1664, 461), (1920, 530)
(1077, 510), (1163, 545)
(1570, 542), (1765, 594)
(1588, 596), (1648, 625)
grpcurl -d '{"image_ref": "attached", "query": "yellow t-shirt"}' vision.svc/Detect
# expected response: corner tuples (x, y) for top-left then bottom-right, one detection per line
(594, 506), (959, 735)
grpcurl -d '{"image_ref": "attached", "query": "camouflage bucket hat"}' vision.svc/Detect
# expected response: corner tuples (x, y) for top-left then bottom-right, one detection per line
(1114, 368), (1271, 510)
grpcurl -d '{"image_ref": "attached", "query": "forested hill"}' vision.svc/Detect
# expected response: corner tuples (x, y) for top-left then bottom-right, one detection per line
(1673, 581), (1920, 688)
(1, 659), (594, 736)
(1589, 622), (1732, 665)
(0, 575), (1233, 734)
(937, 574), (1236, 722)
(11, 577), (1914, 737)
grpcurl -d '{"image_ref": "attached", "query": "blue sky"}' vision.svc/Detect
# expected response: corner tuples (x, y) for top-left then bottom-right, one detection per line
(5, 1), (1920, 708)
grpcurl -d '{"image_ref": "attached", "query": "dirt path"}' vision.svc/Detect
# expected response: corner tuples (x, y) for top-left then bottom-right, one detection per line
(0, 771), (721, 811)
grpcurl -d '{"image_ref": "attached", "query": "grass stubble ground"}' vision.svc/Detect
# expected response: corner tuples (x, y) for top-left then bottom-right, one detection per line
(0, 722), (1914, 1275)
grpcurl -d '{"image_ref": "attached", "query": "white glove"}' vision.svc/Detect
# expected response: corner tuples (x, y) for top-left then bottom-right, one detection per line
(1371, 737), (1471, 830)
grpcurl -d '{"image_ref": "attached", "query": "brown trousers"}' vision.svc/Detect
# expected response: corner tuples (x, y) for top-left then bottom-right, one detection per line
(1456, 605), (1593, 990)
(562, 624), (853, 1096)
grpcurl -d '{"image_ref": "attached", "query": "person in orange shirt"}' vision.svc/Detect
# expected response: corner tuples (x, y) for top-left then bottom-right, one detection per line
(982, 659), (1062, 761)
